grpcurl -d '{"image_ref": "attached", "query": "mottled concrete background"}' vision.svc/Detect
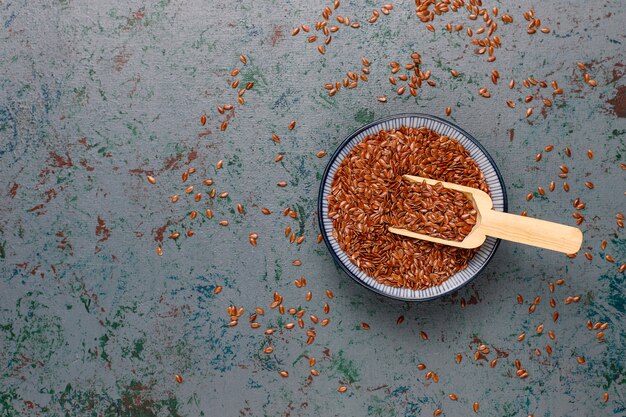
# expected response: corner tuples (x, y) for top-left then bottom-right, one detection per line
(1, 0), (625, 416)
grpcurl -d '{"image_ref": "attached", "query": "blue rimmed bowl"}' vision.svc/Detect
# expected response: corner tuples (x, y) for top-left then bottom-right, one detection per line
(317, 114), (508, 301)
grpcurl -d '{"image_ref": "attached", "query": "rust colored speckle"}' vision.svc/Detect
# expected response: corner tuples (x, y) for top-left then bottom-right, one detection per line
(186, 149), (198, 164)
(508, 128), (515, 142)
(128, 168), (154, 176)
(27, 203), (46, 215)
(49, 151), (73, 168)
(78, 137), (92, 148)
(270, 25), (284, 46)
(607, 85), (626, 117)
(80, 159), (95, 171)
(152, 220), (172, 243)
(493, 346), (510, 358)
(163, 153), (183, 171)
(610, 62), (624, 83)
(113, 49), (131, 72)
(96, 217), (111, 243)
(467, 294), (480, 305)
(43, 188), (58, 203)
(8, 182), (19, 198)
(198, 128), (213, 138)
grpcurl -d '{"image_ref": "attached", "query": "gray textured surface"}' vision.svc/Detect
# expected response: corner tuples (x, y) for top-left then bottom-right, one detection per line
(0, 0), (625, 416)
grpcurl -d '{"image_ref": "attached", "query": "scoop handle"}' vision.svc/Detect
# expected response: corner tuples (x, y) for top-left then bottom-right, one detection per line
(479, 210), (583, 254)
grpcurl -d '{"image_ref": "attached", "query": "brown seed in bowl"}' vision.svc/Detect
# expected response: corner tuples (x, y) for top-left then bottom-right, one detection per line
(327, 126), (489, 289)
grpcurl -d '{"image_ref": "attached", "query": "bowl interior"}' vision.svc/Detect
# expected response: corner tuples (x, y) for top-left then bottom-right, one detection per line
(318, 114), (507, 301)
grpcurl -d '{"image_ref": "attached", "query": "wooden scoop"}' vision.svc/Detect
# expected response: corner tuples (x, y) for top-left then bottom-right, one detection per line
(388, 175), (583, 254)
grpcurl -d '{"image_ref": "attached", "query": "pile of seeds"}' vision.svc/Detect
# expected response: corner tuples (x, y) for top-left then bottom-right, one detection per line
(391, 180), (477, 242)
(388, 52), (435, 97)
(291, 0), (362, 56)
(327, 126), (489, 289)
(148, 159), (240, 256)
(324, 57), (371, 97)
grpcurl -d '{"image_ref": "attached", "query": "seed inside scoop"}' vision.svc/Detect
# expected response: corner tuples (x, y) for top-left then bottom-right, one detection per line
(391, 180), (477, 242)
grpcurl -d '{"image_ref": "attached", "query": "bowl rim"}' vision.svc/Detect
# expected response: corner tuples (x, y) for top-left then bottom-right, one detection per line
(317, 113), (509, 301)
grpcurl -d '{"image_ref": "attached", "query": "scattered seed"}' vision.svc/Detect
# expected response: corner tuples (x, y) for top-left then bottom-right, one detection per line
(277, 181), (288, 187)
(317, 150), (327, 158)
(473, 402), (479, 413)
(377, 96), (388, 102)
(175, 374), (183, 383)
(576, 356), (586, 364)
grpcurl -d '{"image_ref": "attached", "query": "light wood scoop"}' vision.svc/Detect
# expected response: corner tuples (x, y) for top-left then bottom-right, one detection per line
(388, 175), (583, 254)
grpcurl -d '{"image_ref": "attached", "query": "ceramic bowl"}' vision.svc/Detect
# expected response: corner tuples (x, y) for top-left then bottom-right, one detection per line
(317, 114), (507, 301)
